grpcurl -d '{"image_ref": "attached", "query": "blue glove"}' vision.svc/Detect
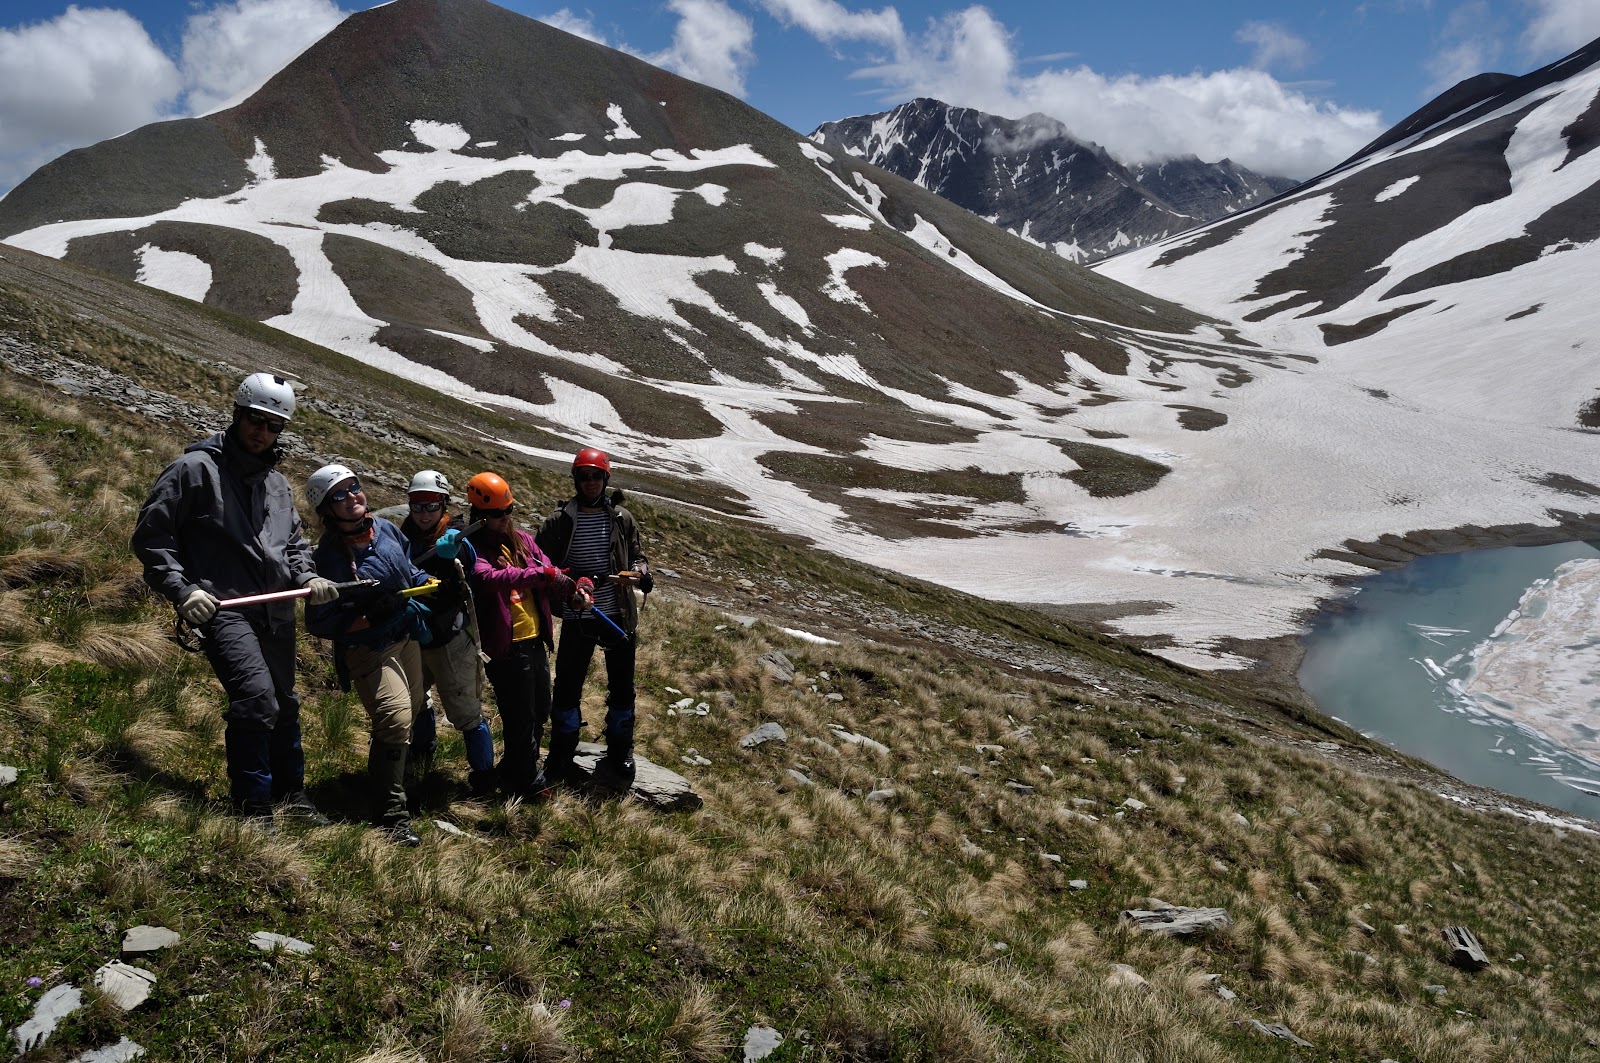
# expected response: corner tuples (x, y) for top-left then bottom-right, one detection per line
(434, 528), (462, 561)
(406, 599), (434, 646)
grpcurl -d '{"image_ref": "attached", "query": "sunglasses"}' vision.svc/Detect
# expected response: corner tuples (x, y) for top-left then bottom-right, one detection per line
(574, 470), (606, 482)
(409, 500), (444, 513)
(243, 410), (287, 434)
(328, 481), (363, 504)
(478, 506), (515, 519)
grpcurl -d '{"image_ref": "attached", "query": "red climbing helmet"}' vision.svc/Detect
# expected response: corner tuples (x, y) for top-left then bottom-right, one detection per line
(572, 448), (611, 477)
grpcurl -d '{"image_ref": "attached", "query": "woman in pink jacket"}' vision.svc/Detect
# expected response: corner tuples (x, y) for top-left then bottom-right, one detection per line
(464, 472), (574, 797)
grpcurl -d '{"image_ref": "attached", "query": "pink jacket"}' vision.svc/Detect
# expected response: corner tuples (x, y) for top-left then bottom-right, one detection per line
(467, 527), (563, 659)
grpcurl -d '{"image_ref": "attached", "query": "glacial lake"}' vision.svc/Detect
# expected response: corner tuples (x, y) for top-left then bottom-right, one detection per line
(1298, 540), (1600, 824)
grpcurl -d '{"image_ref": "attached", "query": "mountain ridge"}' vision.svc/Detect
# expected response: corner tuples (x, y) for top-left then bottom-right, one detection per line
(810, 98), (1297, 263)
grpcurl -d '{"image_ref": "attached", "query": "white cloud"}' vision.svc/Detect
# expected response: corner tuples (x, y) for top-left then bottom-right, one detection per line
(758, 0), (903, 47)
(1236, 21), (1313, 73)
(180, 0), (348, 114)
(647, 0), (756, 96)
(1521, 0), (1600, 58)
(843, 6), (1380, 178)
(0, 6), (182, 191)
(542, 7), (610, 45)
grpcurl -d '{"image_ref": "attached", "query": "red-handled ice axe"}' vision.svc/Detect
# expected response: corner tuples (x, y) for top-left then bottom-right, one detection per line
(173, 579), (380, 651)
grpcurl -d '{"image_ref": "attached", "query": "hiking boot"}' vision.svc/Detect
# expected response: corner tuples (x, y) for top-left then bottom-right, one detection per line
(466, 769), (498, 797)
(381, 822), (422, 847)
(591, 752), (635, 795)
(543, 731), (582, 787)
(279, 790), (331, 826)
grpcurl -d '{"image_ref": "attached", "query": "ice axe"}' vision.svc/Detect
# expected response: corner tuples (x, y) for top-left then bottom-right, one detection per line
(172, 579), (379, 652)
(572, 576), (630, 641)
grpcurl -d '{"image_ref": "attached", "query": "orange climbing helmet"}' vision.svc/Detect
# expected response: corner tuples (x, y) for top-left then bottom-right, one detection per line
(466, 471), (514, 510)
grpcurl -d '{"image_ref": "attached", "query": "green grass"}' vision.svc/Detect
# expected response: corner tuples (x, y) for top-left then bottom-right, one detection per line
(5, 267), (1600, 1060)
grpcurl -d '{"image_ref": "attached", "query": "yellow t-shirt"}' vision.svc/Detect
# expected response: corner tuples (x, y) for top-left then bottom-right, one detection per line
(503, 543), (540, 641)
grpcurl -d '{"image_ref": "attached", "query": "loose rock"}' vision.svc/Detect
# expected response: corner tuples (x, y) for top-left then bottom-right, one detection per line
(121, 925), (179, 956)
(249, 931), (314, 955)
(93, 961), (156, 1011)
(865, 788), (897, 804)
(1006, 781), (1035, 795)
(758, 652), (795, 682)
(829, 727), (890, 754)
(1120, 906), (1233, 936)
(1248, 1021), (1312, 1048)
(11, 983), (83, 1053)
(1442, 925), (1490, 971)
(0, 764), (17, 787)
(784, 769), (813, 787)
(571, 741), (703, 811)
(743, 1024), (783, 1061)
(740, 723), (788, 748)
(69, 1037), (146, 1062)
(1106, 963), (1149, 990)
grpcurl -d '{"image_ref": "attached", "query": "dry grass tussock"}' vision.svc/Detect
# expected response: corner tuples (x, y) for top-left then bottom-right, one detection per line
(655, 982), (731, 1063)
(0, 834), (39, 878)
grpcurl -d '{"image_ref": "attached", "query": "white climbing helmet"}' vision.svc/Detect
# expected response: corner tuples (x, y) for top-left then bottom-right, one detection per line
(408, 470), (450, 496)
(235, 372), (296, 420)
(306, 464), (359, 509)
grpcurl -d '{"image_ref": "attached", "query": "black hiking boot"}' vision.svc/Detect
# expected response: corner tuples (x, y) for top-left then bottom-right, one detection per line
(371, 742), (419, 846)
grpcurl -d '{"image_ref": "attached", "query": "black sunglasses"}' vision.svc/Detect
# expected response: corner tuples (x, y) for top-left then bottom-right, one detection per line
(328, 480), (363, 504)
(573, 470), (605, 482)
(477, 505), (514, 519)
(243, 410), (286, 434)
(409, 500), (444, 512)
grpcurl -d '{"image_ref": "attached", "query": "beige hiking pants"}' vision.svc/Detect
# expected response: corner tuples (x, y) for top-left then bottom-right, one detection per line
(421, 626), (487, 732)
(345, 637), (422, 746)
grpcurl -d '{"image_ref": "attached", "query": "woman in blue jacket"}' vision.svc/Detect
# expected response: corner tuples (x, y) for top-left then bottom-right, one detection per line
(304, 464), (432, 846)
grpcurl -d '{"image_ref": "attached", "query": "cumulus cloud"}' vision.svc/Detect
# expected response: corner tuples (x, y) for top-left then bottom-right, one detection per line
(840, 5), (1380, 178)
(647, 0), (756, 96)
(0, 0), (347, 195)
(1236, 21), (1313, 73)
(1521, 0), (1600, 57)
(0, 6), (182, 191)
(180, 0), (348, 114)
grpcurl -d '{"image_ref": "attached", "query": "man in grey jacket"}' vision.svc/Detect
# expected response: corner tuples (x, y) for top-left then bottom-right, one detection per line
(132, 373), (340, 825)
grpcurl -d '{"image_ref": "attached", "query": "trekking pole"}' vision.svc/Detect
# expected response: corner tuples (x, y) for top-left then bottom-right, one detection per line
(413, 520), (486, 564)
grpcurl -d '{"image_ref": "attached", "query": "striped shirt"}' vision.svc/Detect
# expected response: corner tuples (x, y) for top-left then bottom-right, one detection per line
(563, 508), (618, 617)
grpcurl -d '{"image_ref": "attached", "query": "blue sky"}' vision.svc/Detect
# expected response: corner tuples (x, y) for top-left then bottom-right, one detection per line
(2, 0), (1598, 194)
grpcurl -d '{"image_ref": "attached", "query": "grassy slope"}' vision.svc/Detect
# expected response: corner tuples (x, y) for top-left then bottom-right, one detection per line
(2, 255), (1600, 1061)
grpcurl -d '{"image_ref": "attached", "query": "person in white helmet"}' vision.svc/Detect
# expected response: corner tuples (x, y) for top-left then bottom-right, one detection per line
(303, 465), (434, 846)
(132, 372), (340, 828)
(398, 470), (496, 794)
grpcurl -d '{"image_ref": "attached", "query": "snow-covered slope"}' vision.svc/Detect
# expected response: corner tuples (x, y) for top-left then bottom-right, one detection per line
(813, 99), (1295, 263)
(1098, 38), (1600, 434)
(2, 0), (1597, 670)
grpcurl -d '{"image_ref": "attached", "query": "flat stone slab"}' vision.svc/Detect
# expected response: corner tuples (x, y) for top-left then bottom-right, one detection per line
(573, 742), (703, 811)
(828, 727), (889, 754)
(249, 931), (314, 955)
(742, 1024), (783, 1061)
(11, 983), (83, 1053)
(69, 1038), (147, 1062)
(1120, 906), (1233, 936)
(0, 764), (17, 787)
(93, 961), (156, 1011)
(121, 925), (180, 956)
(1249, 1020), (1312, 1048)
(757, 652), (795, 682)
(739, 723), (787, 748)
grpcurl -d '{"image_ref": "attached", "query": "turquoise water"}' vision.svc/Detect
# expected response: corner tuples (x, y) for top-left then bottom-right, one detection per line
(1298, 541), (1600, 822)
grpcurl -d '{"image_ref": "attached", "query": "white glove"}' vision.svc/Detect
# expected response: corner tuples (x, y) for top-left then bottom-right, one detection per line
(178, 587), (219, 625)
(304, 576), (340, 605)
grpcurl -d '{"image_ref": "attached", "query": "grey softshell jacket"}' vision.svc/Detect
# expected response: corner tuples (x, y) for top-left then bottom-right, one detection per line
(131, 431), (316, 628)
